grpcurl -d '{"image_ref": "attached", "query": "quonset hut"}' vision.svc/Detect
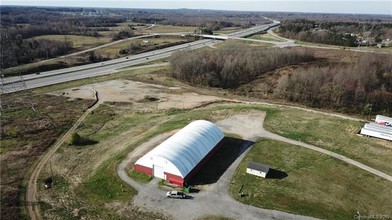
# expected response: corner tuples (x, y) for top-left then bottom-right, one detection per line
(134, 120), (225, 186)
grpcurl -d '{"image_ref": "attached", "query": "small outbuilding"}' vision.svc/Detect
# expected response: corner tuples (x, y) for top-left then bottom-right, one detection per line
(247, 162), (269, 178)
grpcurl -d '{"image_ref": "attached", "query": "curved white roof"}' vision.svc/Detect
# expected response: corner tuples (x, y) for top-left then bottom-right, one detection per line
(135, 120), (224, 178)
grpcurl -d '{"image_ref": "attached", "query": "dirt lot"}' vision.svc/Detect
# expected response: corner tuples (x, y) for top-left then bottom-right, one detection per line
(50, 79), (222, 111)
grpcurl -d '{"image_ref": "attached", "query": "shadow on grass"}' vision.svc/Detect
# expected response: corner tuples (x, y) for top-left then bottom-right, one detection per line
(75, 138), (98, 146)
(189, 137), (254, 185)
(266, 168), (288, 179)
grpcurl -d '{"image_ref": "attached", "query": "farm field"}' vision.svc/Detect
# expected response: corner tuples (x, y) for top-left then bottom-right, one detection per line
(30, 35), (112, 50)
(147, 25), (197, 33)
(94, 36), (194, 58)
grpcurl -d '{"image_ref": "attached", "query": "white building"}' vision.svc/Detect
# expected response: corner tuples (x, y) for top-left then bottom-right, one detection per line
(247, 162), (269, 178)
(134, 120), (224, 186)
(360, 115), (392, 141)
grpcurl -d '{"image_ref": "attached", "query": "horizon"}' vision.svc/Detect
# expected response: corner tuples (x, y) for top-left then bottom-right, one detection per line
(1, 4), (391, 16)
(1, 1), (391, 15)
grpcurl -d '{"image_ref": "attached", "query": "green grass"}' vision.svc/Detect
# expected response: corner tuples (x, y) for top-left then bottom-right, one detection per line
(197, 216), (235, 220)
(3, 59), (69, 77)
(247, 33), (286, 42)
(25, 59), (391, 219)
(263, 108), (392, 175)
(214, 28), (244, 35)
(33, 65), (169, 94)
(72, 107), (219, 203)
(215, 40), (273, 48)
(52, 175), (70, 191)
(95, 36), (192, 57)
(31, 35), (111, 49)
(230, 139), (392, 219)
(78, 160), (137, 202)
(0, 147), (10, 153)
(147, 25), (197, 33)
(128, 170), (153, 183)
(77, 104), (116, 140)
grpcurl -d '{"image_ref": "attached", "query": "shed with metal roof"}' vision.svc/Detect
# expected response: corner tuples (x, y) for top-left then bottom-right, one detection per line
(247, 162), (270, 178)
(134, 120), (224, 186)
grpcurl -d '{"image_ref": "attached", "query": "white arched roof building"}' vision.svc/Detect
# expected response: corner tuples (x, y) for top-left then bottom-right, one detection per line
(134, 120), (224, 186)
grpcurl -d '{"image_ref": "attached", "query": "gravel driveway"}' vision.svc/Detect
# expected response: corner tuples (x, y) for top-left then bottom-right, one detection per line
(118, 110), (392, 219)
(118, 110), (316, 220)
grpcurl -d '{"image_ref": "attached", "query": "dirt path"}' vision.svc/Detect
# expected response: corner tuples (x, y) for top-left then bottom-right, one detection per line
(26, 90), (100, 220)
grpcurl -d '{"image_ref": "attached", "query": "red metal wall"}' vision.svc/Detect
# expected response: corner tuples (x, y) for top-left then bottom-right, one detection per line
(165, 172), (184, 186)
(134, 164), (153, 176)
(133, 139), (225, 187)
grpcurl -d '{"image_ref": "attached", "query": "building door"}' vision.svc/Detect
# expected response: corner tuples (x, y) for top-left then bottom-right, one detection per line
(153, 165), (165, 179)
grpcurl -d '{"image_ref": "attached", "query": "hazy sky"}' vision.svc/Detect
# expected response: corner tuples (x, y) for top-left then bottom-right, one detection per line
(2, 0), (392, 15)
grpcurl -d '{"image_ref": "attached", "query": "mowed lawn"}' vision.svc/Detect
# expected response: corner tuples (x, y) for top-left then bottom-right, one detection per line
(230, 139), (392, 219)
(263, 108), (392, 176)
(31, 35), (112, 49)
(247, 33), (286, 42)
(147, 25), (197, 33)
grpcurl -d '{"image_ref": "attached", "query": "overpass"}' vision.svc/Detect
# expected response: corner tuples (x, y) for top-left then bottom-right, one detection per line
(200, 21), (280, 40)
(1, 21), (281, 94)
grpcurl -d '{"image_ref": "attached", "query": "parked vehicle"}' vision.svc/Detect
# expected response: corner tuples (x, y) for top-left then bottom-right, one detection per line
(166, 191), (186, 199)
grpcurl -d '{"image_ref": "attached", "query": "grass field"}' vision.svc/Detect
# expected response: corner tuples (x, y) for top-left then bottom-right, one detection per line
(215, 40), (273, 48)
(0, 93), (90, 219)
(147, 25), (197, 33)
(31, 35), (112, 49)
(37, 99), (392, 219)
(12, 61), (390, 219)
(247, 33), (286, 42)
(33, 65), (169, 94)
(95, 36), (192, 57)
(230, 139), (392, 219)
(197, 216), (234, 220)
(214, 28), (244, 34)
(263, 108), (392, 175)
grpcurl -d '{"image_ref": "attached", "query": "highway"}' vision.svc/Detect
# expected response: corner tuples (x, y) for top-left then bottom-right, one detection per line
(1, 21), (280, 94)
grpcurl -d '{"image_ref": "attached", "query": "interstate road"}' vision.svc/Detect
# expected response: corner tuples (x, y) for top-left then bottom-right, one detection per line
(2, 21), (280, 94)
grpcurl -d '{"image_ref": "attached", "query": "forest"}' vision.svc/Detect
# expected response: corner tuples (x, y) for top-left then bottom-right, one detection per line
(274, 54), (392, 114)
(170, 43), (392, 114)
(170, 43), (314, 88)
(278, 19), (392, 47)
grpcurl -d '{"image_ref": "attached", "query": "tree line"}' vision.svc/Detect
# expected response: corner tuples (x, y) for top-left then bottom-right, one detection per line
(1, 7), (127, 39)
(274, 54), (392, 114)
(170, 42), (314, 89)
(278, 19), (392, 47)
(130, 8), (271, 30)
(2, 35), (74, 68)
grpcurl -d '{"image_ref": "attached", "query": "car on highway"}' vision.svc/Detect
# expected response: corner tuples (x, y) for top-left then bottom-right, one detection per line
(166, 191), (186, 199)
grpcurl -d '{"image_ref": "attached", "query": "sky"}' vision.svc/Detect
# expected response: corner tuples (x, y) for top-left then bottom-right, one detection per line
(1, 0), (392, 15)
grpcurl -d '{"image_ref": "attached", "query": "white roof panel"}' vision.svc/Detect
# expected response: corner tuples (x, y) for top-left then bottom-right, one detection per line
(135, 120), (224, 178)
